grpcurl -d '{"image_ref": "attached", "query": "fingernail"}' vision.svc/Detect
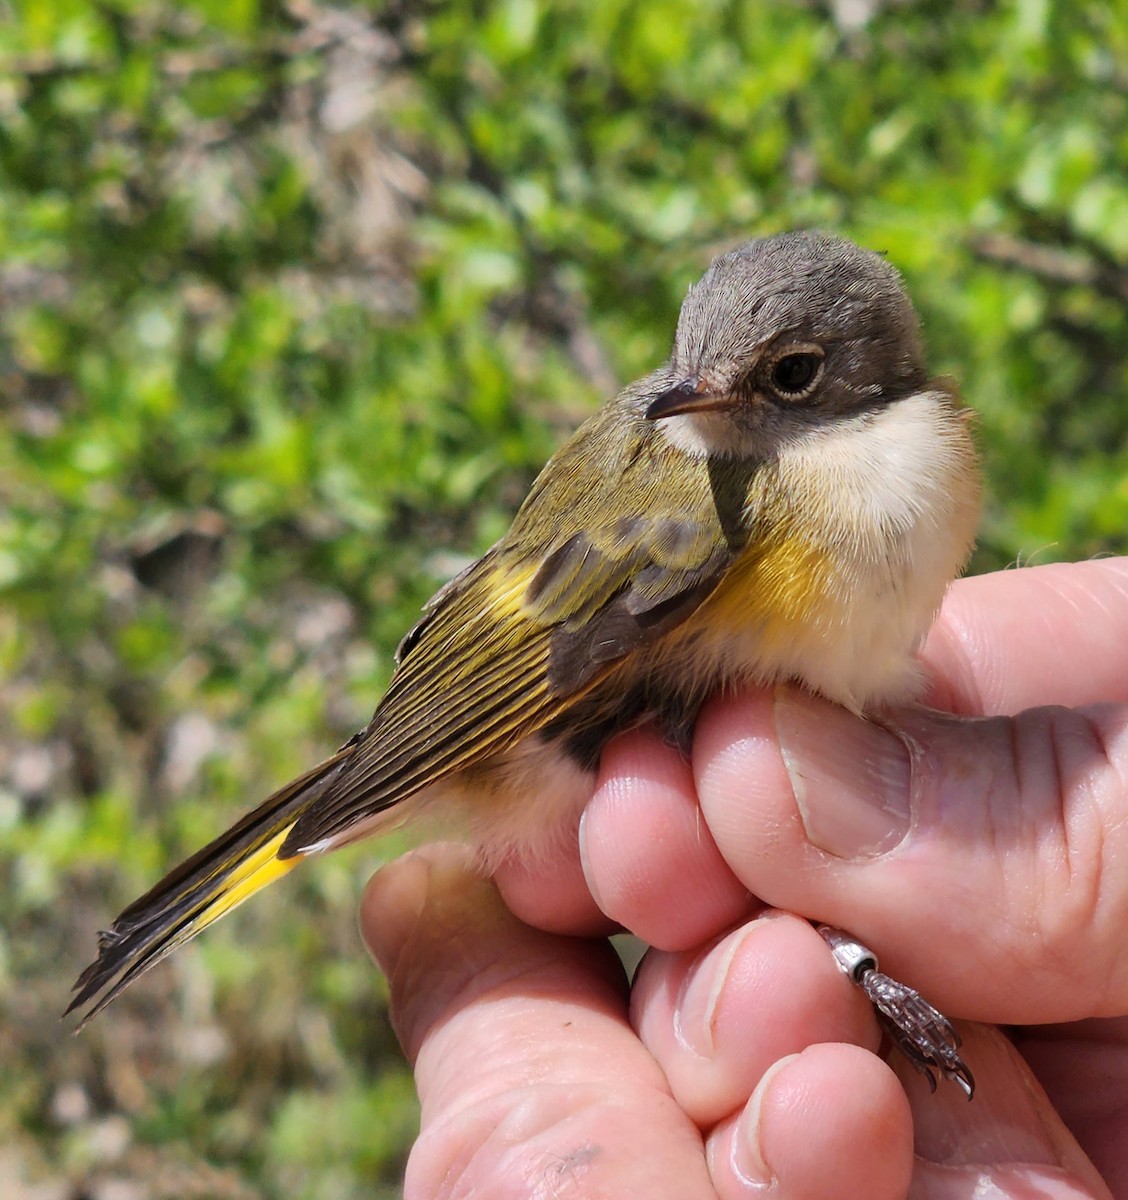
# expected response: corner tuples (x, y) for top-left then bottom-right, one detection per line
(359, 852), (432, 975)
(731, 1055), (795, 1187)
(675, 924), (758, 1058)
(774, 688), (912, 858)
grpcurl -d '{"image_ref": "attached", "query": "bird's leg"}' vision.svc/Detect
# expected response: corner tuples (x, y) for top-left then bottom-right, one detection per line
(817, 925), (975, 1099)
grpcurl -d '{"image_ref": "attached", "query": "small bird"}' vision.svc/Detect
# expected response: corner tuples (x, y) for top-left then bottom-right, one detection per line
(70, 232), (980, 1087)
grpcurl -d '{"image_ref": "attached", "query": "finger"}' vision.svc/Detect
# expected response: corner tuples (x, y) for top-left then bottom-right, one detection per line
(631, 912), (880, 1127)
(704, 1044), (913, 1200)
(492, 836), (615, 937)
(900, 1023), (1112, 1199)
(691, 686), (1128, 1022)
(360, 844), (719, 1199)
(922, 558), (1128, 716)
(1015, 1017), (1128, 1194)
(580, 729), (756, 949)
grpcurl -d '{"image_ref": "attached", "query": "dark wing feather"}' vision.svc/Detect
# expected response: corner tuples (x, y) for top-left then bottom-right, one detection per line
(284, 413), (743, 854)
(282, 550), (564, 853)
(540, 531), (733, 693)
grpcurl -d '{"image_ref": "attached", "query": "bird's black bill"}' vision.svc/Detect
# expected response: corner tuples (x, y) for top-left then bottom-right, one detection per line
(645, 378), (730, 420)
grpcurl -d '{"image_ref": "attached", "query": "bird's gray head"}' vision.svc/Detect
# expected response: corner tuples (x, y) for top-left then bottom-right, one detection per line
(646, 231), (929, 454)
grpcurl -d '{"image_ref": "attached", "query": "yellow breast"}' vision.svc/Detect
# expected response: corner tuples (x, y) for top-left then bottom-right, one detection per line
(655, 391), (980, 713)
(697, 531), (834, 647)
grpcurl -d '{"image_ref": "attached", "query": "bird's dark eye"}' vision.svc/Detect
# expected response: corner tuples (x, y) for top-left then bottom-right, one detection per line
(769, 352), (823, 398)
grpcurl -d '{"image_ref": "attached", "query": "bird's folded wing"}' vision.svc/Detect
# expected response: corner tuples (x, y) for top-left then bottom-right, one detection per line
(282, 509), (736, 854)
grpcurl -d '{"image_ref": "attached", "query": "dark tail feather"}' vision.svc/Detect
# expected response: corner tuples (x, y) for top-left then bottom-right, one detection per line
(66, 749), (351, 1028)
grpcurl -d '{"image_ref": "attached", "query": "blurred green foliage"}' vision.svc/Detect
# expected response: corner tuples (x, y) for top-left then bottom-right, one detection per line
(1, 0), (1125, 1196)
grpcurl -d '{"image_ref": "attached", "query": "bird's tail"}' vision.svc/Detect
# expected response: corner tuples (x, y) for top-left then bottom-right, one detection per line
(66, 748), (352, 1028)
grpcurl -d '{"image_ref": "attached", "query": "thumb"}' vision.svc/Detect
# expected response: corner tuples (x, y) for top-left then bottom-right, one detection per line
(691, 685), (1128, 1025)
(901, 1023), (1112, 1199)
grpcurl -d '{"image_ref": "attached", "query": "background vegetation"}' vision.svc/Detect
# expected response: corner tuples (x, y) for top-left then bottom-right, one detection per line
(2, 1), (1126, 1196)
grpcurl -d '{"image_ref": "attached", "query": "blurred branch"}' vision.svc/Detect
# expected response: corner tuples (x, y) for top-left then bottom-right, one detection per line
(971, 231), (1128, 307)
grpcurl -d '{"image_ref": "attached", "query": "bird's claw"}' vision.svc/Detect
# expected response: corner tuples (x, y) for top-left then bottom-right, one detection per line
(817, 925), (975, 1099)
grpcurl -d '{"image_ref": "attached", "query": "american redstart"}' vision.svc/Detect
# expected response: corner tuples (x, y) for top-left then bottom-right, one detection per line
(69, 232), (981, 1088)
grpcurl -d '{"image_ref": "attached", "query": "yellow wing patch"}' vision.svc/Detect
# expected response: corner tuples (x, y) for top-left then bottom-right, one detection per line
(283, 556), (567, 853)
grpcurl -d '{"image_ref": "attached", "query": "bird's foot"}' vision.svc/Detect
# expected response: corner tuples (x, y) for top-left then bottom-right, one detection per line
(817, 925), (975, 1099)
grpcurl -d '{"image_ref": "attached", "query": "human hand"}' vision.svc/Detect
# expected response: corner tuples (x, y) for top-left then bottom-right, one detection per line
(361, 559), (1128, 1197)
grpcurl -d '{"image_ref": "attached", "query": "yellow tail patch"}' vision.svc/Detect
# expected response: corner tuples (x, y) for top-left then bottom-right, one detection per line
(198, 826), (303, 930)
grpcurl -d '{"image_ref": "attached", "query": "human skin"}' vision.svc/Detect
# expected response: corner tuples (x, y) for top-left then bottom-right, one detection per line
(360, 558), (1128, 1199)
